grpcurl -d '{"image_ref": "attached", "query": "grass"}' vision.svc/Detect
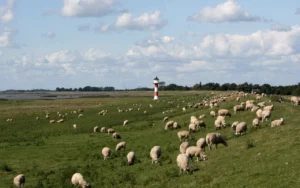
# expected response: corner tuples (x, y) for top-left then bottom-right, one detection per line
(0, 91), (300, 187)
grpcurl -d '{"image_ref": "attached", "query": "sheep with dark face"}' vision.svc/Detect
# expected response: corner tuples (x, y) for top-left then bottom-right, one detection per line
(206, 133), (227, 150)
(13, 174), (25, 188)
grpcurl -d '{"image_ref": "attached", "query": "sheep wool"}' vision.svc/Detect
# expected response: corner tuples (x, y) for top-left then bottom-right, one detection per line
(116, 141), (126, 151)
(71, 173), (91, 188)
(150, 146), (162, 164)
(180, 141), (190, 154)
(196, 138), (207, 151)
(206, 132), (228, 150)
(127, 151), (135, 165)
(176, 154), (190, 174)
(13, 174), (25, 188)
(102, 147), (112, 160)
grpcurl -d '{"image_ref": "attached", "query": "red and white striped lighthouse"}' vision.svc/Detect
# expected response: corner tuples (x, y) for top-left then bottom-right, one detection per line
(153, 76), (159, 100)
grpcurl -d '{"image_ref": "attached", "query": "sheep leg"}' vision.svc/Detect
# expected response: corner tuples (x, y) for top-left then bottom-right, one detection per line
(215, 144), (218, 149)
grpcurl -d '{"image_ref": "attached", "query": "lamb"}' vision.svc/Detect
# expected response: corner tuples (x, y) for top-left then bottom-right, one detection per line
(210, 111), (216, 118)
(112, 132), (121, 139)
(231, 121), (239, 130)
(180, 141), (190, 154)
(163, 117), (169, 122)
(185, 146), (207, 162)
(107, 128), (115, 135)
(123, 120), (129, 126)
(177, 130), (191, 141)
(165, 121), (175, 130)
(93, 126), (99, 133)
(291, 96), (299, 105)
(252, 118), (260, 128)
(176, 153), (190, 174)
(127, 151), (135, 165)
(218, 109), (231, 117)
(271, 118), (284, 127)
(102, 147), (112, 160)
(78, 114), (83, 118)
(100, 127), (106, 133)
(235, 122), (247, 135)
(206, 132), (227, 150)
(262, 109), (272, 122)
(196, 138), (207, 151)
(71, 173), (91, 188)
(13, 174), (25, 188)
(150, 146), (162, 164)
(116, 141), (126, 151)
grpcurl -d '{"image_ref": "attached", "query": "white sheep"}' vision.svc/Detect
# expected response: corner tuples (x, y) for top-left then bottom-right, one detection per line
(252, 118), (260, 128)
(180, 141), (190, 154)
(233, 104), (245, 114)
(107, 128), (115, 135)
(215, 116), (226, 130)
(210, 111), (216, 118)
(196, 138), (207, 151)
(150, 146), (162, 164)
(291, 96), (299, 105)
(206, 132), (228, 150)
(198, 114), (205, 119)
(176, 153), (190, 174)
(93, 126), (99, 133)
(188, 123), (197, 133)
(257, 102), (265, 108)
(263, 104), (274, 111)
(271, 118), (284, 127)
(78, 114), (83, 118)
(102, 147), (112, 160)
(262, 109), (272, 122)
(177, 130), (191, 141)
(185, 146), (207, 162)
(190, 116), (197, 124)
(73, 124), (77, 129)
(71, 173), (91, 188)
(100, 127), (106, 133)
(112, 132), (121, 139)
(57, 119), (64, 123)
(123, 120), (129, 126)
(235, 122), (247, 135)
(251, 106), (260, 112)
(127, 151), (135, 165)
(116, 141), (126, 151)
(13, 174), (25, 188)
(173, 122), (179, 129)
(231, 121), (239, 131)
(165, 121), (175, 130)
(194, 120), (206, 129)
(163, 117), (169, 122)
(218, 109), (231, 117)
(256, 109), (263, 119)
(49, 120), (55, 124)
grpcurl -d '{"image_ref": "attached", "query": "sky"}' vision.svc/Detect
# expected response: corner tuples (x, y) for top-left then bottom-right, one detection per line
(1, 0), (300, 90)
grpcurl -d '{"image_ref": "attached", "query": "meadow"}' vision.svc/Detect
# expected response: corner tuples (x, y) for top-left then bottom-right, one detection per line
(0, 91), (300, 188)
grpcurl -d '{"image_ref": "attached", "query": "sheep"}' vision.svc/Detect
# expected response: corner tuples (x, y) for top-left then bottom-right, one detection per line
(233, 104), (245, 114)
(185, 146), (207, 162)
(100, 127), (106, 133)
(150, 146), (162, 164)
(218, 109), (231, 117)
(107, 128), (115, 135)
(262, 109), (272, 122)
(182, 107), (186, 112)
(196, 138), (207, 151)
(257, 102), (265, 108)
(188, 123), (197, 133)
(127, 151), (135, 165)
(263, 104), (274, 111)
(210, 111), (216, 118)
(46, 114), (50, 119)
(49, 120), (55, 124)
(112, 132), (121, 139)
(71, 173), (91, 188)
(78, 114), (83, 118)
(176, 154), (190, 174)
(199, 114), (205, 119)
(190, 116), (198, 124)
(165, 121), (175, 130)
(194, 120), (206, 129)
(291, 96), (299, 105)
(73, 124), (77, 129)
(251, 106), (260, 112)
(180, 141), (190, 154)
(252, 118), (260, 128)
(271, 118), (284, 127)
(36, 117), (39, 120)
(93, 126), (99, 133)
(256, 109), (263, 119)
(236, 97), (240, 102)
(235, 122), (247, 135)
(246, 103), (255, 110)
(102, 147), (112, 160)
(173, 122), (179, 129)
(116, 141), (126, 151)
(231, 121), (239, 131)
(206, 132), (227, 150)
(163, 117), (169, 122)
(57, 119), (64, 123)
(123, 120), (129, 126)
(214, 116), (226, 130)
(177, 130), (191, 141)
(13, 174), (25, 188)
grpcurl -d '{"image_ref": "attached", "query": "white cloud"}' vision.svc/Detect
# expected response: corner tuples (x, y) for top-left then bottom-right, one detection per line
(271, 24), (292, 32)
(0, 28), (17, 48)
(0, 0), (14, 24)
(61, 0), (116, 17)
(42, 31), (56, 39)
(188, 0), (261, 23)
(83, 48), (111, 61)
(99, 10), (167, 32)
(44, 50), (80, 65)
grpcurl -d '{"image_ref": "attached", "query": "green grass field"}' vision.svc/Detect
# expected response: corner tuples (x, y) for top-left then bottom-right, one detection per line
(0, 91), (299, 188)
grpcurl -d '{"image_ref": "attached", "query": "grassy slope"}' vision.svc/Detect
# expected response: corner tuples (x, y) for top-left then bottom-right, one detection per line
(0, 91), (299, 188)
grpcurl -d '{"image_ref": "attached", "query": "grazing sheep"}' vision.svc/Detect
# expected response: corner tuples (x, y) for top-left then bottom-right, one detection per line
(262, 109), (272, 122)
(236, 97), (240, 102)
(252, 118), (260, 128)
(6, 118), (13, 122)
(177, 130), (191, 141)
(123, 120), (129, 126)
(185, 146), (207, 162)
(190, 116), (198, 124)
(93, 126), (99, 133)
(102, 147), (112, 160)
(127, 151), (135, 165)
(49, 120), (55, 124)
(233, 104), (245, 114)
(165, 121), (175, 130)
(235, 122), (247, 135)
(194, 120), (206, 129)
(100, 127), (106, 133)
(112, 132), (121, 139)
(246, 103), (255, 110)
(291, 96), (299, 105)
(36, 117), (39, 120)
(13, 174), (25, 188)
(107, 128), (115, 135)
(196, 138), (207, 151)
(218, 109), (231, 117)
(150, 146), (162, 164)
(251, 106), (260, 112)
(78, 114), (83, 118)
(206, 133), (227, 150)
(180, 141), (190, 154)
(257, 102), (265, 108)
(188, 123), (198, 133)
(263, 104), (274, 111)
(116, 141), (126, 151)
(71, 173), (91, 188)
(210, 111), (216, 118)
(163, 117), (169, 122)
(214, 116), (226, 130)
(182, 107), (186, 112)
(231, 121), (239, 131)
(57, 119), (64, 123)
(256, 109), (263, 119)
(271, 118), (284, 127)
(176, 154), (190, 174)
(199, 114), (205, 119)
(173, 122), (179, 129)
(73, 124), (77, 129)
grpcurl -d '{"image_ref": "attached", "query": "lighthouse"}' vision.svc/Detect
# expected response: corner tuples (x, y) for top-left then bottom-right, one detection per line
(153, 76), (159, 100)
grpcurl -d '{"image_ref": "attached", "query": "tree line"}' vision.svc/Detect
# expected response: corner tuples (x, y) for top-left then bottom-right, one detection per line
(56, 86), (115, 92)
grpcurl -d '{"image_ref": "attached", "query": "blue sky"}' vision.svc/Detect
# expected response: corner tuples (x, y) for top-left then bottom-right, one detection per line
(1, 0), (300, 90)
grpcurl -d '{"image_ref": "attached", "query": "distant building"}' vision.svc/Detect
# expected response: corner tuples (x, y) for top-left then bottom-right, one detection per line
(251, 89), (261, 94)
